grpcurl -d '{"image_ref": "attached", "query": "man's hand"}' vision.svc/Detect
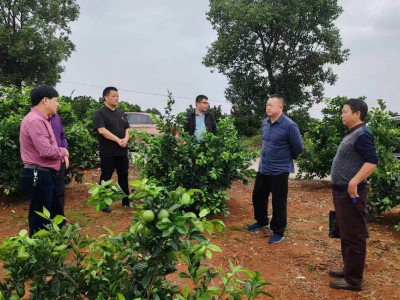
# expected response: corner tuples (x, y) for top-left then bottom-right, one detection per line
(63, 156), (69, 169)
(117, 138), (127, 148)
(348, 179), (359, 199)
(64, 148), (69, 157)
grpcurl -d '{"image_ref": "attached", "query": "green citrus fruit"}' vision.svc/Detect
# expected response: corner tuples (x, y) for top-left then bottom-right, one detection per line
(142, 227), (151, 236)
(10, 293), (20, 300)
(142, 210), (155, 222)
(157, 209), (169, 221)
(50, 251), (60, 257)
(11, 145), (17, 150)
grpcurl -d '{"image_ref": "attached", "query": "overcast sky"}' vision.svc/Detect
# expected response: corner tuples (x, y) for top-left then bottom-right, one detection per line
(56, 0), (400, 118)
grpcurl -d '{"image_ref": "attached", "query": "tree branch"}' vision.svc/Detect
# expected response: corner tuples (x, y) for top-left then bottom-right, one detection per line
(256, 23), (276, 92)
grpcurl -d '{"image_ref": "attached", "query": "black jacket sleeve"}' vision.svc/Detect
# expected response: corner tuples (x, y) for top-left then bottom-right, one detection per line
(183, 112), (191, 134)
(210, 114), (217, 135)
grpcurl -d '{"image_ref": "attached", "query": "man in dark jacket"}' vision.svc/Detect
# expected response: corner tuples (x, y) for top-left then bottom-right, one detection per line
(183, 95), (216, 140)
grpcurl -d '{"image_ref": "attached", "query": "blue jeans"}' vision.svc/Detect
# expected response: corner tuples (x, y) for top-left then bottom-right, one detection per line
(20, 168), (64, 237)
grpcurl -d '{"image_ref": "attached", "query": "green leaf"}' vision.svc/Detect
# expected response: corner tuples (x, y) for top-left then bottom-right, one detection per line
(181, 193), (191, 204)
(184, 285), (190, 297)
(196, 267), (209, 277)
(35, 211), (48, 220)
(178, 272), (191, 279)
(206, 222), (214, 235)
(43, 206), (50, 218)
(183, 212), (197, 219)
(130, 180), (142, 187)
(208, 245), (222, 252)
(140, 272), (152, 288)
(19, 229), (27, 237)
(104, 197), (112, 205)
(162, 225), (175, 237)
(53, 215), (64, 226)
(117, 293), (126, 300)
(156, 220), (173, 231)
(101, 179), (113, 186)
(199, 208), (210, 218)
(33, 230), (50, 237)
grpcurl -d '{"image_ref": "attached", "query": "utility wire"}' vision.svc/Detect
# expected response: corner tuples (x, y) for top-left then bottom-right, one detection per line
(60, 80), (228, 103)
(60, 80), (324, 110)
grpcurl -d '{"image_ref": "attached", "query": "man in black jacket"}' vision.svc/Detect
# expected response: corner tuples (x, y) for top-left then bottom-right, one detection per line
(183, 95), (217, 140)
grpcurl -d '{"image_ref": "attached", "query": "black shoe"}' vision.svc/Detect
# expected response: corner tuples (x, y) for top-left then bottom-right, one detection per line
(102, 206), (112, 213)
(329, 269), (344, 278)
(329, 278), (362, 291)
(122, 201), (132, 207)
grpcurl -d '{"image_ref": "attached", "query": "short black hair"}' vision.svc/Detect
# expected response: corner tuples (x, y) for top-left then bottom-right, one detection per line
(30, 85), (59, 107)
(344, 98), (368, 121)
(195, 95), (208, 103)
(269, 93), (285, 105)
(103, 87), (118, 99)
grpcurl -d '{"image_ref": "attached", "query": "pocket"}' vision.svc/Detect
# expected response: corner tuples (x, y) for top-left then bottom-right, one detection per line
(20, 169), (34, 192)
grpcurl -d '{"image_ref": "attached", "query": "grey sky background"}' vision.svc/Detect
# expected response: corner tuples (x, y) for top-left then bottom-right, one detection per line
(56, 0), (400, 118)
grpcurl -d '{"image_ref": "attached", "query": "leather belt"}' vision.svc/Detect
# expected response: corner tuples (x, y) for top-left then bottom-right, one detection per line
(23, 164), (58, 175)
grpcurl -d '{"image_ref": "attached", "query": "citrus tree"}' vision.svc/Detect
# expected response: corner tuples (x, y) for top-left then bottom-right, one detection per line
(0, 86), (99, 195)
(0, 179), (273, 299)
(297, 97), (400, 222)
(132, 93), (258, 216)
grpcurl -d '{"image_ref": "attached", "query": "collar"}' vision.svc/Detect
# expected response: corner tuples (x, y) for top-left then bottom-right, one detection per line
(267, 113), (285, 124)
(347, 123), (366, 134)
(104, 104), (116, 111)
(195, 110), (206, 117)
(31, 108), (51, 122)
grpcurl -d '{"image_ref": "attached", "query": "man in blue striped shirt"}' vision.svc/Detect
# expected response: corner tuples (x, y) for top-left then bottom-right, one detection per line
(248, 94), (303, 244)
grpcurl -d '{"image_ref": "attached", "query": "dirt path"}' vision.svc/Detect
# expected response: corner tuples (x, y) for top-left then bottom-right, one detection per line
(0, 168), (399, 299)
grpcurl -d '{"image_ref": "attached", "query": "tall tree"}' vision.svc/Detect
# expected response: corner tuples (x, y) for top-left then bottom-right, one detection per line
(203, 0), (349, 136)
(0, 0), (80, 88)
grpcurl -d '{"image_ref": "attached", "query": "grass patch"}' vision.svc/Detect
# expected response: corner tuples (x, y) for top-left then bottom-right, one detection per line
(243, 134), (262, 151)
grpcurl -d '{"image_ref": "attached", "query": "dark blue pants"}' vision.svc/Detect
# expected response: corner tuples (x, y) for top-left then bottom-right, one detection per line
(20, 168), (64, 237)
(252, 172), (289, 234)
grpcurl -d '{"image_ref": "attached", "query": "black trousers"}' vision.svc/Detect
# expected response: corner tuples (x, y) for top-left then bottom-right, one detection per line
(333, 189), (367, 286)
(20, 168), (64, 237)
(252, 172), (289, 234)
(100, 155), (130, 205)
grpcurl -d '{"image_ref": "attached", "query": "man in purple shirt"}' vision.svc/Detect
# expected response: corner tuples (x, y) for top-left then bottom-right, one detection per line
(51, 114), (68, 222)
(20, 85), (69, 237)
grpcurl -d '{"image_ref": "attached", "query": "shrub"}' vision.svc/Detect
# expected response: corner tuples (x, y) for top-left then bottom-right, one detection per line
(132, 93), (258, 216)
(0, 115), (25, 195)
(0, 87), (99, 195)
(297, 97), (400, 221)
(0, 180), (273, 299)
(296, 96), (347, 180)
